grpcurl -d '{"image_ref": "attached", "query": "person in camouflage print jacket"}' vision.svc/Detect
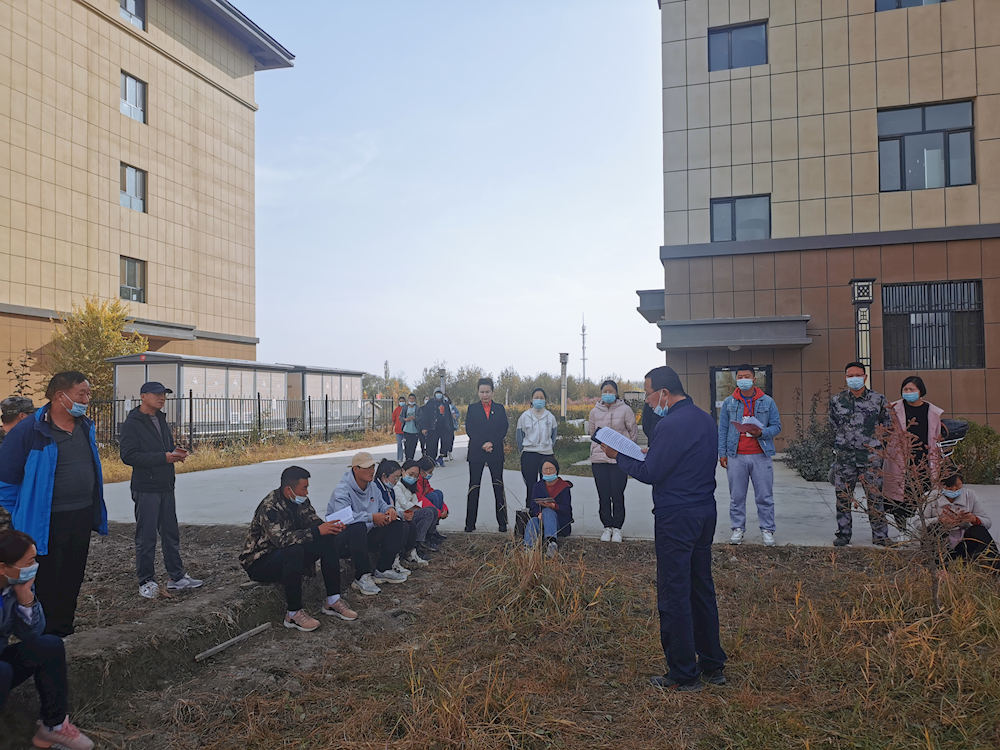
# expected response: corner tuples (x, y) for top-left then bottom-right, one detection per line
(828, 362), (891, 547)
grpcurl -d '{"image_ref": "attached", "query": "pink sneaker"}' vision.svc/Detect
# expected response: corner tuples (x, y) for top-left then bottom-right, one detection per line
(33, 716), (94, 749)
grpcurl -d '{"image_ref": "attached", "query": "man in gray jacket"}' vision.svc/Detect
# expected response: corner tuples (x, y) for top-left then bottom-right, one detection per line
(328, 452), (408, 596)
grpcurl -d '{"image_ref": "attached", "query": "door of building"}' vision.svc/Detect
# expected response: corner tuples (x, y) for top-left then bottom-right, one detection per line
(709, 365), (773, 419)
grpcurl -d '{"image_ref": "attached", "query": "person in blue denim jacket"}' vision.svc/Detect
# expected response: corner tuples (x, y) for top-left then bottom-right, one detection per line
(717, 366), (782, 547)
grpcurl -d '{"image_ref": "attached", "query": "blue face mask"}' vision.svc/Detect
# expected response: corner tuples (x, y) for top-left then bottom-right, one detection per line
(543, 473), (559, 482)
(902, 392), (920, 403)
(601, 393), (616, 404)
(846, 377), (866, 391)
(943, 489), (962, 499)
(652, 392), (669, 417)
(402, 475), (417, 485)
(532, 399), (545, 410)
(61, 392), (87, 417)
(435, 393), (443, 400)
(5, 561), (38, 585)
(736, 379), (754, 391)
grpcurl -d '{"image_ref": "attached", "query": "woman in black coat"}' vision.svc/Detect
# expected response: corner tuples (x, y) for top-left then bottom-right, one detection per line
(464, 378), (509, 533)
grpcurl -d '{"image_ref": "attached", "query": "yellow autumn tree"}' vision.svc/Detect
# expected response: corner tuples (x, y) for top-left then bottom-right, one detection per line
(45, 297), (148, 401)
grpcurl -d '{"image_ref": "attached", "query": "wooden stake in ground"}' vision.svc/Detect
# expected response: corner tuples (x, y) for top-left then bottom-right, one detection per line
(194, 623), (271, 662)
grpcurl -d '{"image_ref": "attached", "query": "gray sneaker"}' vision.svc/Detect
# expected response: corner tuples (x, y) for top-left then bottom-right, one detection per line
(372, 568), (408, 584)
(138, 581), (159, 599)
(351, 573), (381, 596)
(167, 574), (203, 591)
(545, 541), (558, 560)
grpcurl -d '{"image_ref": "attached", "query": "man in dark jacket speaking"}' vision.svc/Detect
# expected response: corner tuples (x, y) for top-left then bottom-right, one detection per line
(119, 382), (203, 599)
(601, 366), (726, 691)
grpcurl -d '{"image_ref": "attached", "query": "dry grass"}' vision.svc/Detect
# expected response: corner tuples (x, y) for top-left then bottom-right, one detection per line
(99, 429), (394, 484)
(118, 540), (1000, 750)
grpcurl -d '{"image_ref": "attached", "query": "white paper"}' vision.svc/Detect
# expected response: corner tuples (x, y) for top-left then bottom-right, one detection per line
(741, 416), (764, 429)
(594, 427), (646, 462)
(325, 507), (355, 525)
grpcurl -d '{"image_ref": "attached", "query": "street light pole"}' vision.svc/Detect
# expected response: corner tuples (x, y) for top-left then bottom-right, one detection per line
(559, 352), (569, 421)
(437, 367), (446, 394)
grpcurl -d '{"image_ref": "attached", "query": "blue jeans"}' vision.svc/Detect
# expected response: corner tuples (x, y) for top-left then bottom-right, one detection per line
(655, 503), (727, 684)
(425, 489), (444, 511)
(396, 434), (405, 462)
(524, 507), (558, 548)
(726, 453), (775, 532)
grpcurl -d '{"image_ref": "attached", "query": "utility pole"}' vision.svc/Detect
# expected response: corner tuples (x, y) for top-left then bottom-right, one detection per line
(581, 315), (587, 383)
(559, 353), (569, 421)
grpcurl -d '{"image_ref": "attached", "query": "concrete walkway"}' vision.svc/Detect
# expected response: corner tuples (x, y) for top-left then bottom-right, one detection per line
(103, 435), (1000, 548)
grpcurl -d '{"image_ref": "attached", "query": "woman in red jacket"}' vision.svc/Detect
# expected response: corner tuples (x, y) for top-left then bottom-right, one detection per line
(392, 397), (405, 462)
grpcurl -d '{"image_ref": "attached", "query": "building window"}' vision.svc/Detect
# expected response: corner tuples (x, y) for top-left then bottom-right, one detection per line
(708, 22), (767, 72)
(120, 72), (146, 123)
(710, 196), (770, 242)
(876, 0), (950, 10)
(882, 281), (984, 370)
(877, 102), (974, 192)
(120, 163), (145, 212)
(120, 257), (146, 303)
(119, 0), (144, 30)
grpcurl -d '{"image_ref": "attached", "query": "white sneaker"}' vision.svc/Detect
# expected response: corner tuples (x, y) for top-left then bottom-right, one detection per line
(351, 573), (381, 596)
(729, 529), (745, 545)
(391, 555), (411, 577)
(138, 581), (159, 599)
(167, 574), (203, 591)
(762, 530), (775, 547)
(600, 528), (612, 542)
(372, 568), (408, 584)
(406, 548), (430, 566)
(611, 528), (623, 543)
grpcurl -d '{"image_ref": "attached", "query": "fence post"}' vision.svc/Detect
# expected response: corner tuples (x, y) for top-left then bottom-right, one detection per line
(308, 396), (312, 436)
(324, 395), (329, 442)
(257, 393), (262, 434)
(188, 389), (194, 448)
(371, 397), (375, 431)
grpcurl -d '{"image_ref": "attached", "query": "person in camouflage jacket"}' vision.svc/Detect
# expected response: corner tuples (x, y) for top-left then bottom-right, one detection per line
(829, 362), (891, 547)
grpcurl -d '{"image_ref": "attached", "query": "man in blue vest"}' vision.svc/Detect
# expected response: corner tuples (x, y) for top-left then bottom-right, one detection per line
(601, 366), (727, 691)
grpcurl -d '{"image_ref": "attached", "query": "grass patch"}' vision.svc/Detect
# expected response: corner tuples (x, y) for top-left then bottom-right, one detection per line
(110, 539), (1000, 749)
(99, 429), (394, 484)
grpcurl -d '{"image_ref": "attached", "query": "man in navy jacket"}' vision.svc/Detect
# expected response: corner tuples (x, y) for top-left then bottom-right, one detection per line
(603, 366), (727, 691)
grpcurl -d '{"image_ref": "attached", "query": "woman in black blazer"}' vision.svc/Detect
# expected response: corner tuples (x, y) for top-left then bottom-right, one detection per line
(464, 378), (509, 532)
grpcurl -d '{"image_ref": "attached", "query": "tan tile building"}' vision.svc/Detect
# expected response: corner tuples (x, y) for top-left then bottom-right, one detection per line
(640, 0), (1000, 439)
(0, 0), (292, 392)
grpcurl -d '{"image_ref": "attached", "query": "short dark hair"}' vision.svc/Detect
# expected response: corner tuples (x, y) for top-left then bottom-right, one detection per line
(401, 459), (421, 472)
(735, 364), (755, 376)
(377, 459), (401, 479)
(478, 378), (494, 389)
(408, 393), (416, 399)
(645, 366), (685, 396)
(943, 471), (963, 488)
(45, 371), (88, 401)
(1, 413), (19, 425)
(0, 529), (35, 565)
(845, 361), (867, 373)
(531, 387), (547, 400)
(280, 466), (310, 490)
(900, 375), (926, 397)
(600, 379), (619, 393)
(417, 456), (436, 472)
(541, 457), (560, 474)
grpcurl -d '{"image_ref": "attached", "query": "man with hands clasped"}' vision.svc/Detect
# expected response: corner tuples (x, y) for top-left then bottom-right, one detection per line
(464, 378), (509, 533)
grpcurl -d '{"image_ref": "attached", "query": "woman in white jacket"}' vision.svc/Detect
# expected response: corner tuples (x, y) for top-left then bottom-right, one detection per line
(923, 471), (999, 571)
(395, 460), (440, 562)
(588, 380), (638, 543)
(516, 388), (559, 506)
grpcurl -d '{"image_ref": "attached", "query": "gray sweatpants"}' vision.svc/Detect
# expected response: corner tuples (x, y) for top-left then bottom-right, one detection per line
(132, 490), (185, 584)
(411, 505), (438, 543)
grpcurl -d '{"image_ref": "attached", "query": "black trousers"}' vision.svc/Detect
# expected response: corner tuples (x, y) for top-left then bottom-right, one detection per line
(441, 431), (455, 456)
(593, 462), (629, 529)
(34, 506), (93, 637)
(466, 459), (506, 530)
(0, 635), (69, 727)
(403, 433), (419, 461)
(425, 430), (442, 461)
(418, 431), (427, 456)
(335, 521), (406, 578)
(245, 534), (342, 611)
(947, 524), (1000, 569)
(520, 451), (554, 504)
(132, 490), (185, 584)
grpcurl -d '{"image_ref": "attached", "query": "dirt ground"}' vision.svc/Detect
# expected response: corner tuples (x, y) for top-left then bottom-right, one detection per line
(3, 523), (999, 750)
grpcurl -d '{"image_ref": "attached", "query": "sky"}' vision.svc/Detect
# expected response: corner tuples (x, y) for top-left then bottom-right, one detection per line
(236, 1), (664, 386)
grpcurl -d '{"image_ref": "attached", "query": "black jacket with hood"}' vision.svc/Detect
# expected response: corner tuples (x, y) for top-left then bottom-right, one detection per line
(119, 406), (177, 492)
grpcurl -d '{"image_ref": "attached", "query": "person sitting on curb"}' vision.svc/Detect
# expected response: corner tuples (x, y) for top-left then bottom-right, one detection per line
(397, 460), (441, 561)
(524, 458), (574, 560)
(373, 460), (426, 573)
(328, 452), (408, 597)
(417, 456), (449, 545)
(1, 529), (95, 750)
(240, 466), (358, 631)
(923, 472), (999, 572)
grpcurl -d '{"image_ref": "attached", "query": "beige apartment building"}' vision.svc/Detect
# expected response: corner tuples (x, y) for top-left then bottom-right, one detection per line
(0, 0), (292, 392)
(639, 0), (1000, 439)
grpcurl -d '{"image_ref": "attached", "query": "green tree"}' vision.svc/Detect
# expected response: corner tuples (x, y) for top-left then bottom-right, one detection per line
(45, 297), (148, 401)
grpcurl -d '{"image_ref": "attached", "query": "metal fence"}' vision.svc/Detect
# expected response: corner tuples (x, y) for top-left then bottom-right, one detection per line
(89, 395), (395, 447)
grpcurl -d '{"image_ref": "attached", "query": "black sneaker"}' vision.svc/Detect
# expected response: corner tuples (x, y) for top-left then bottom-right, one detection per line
(464, 526), (475, 533)
(432, 532), (447, 542)
(833, 536), (852, 547)
(872, 537), (889, 547)
(499, 525), (508, 534)
(700, 668), (726, 686)
(650, 675), (702, 692)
